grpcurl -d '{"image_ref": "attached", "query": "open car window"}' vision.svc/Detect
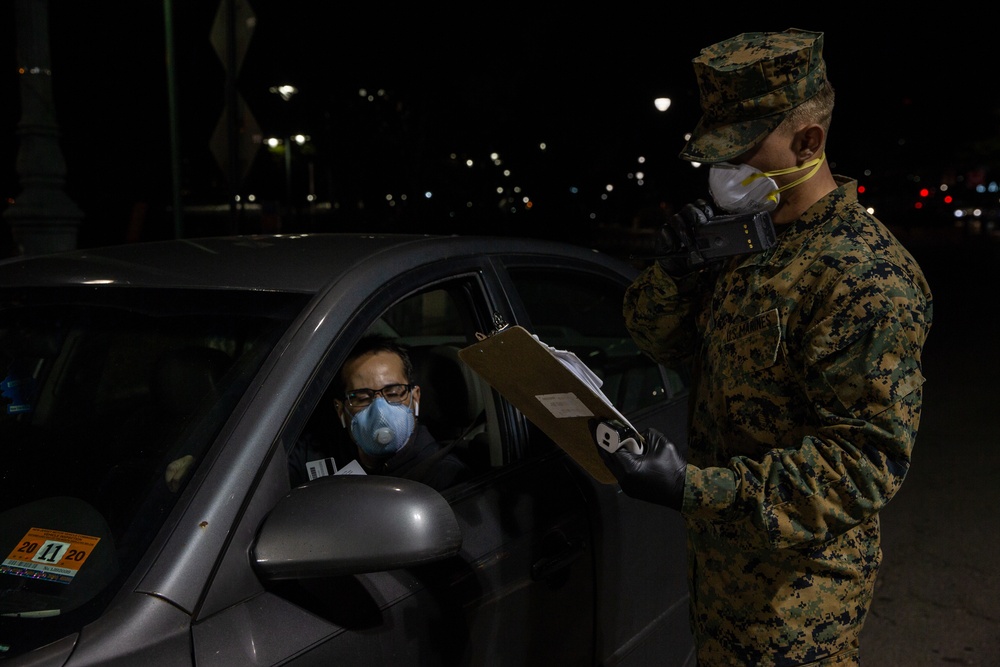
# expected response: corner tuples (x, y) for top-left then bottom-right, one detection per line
(288, 279), (502, 490)
(506, 268), (688, 413)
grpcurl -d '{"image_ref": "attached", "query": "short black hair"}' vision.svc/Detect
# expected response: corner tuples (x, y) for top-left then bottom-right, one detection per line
(334, 334), (414, 396)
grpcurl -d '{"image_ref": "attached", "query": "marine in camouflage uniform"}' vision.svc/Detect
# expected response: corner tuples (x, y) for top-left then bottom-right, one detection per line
(611, 30), (933, 666)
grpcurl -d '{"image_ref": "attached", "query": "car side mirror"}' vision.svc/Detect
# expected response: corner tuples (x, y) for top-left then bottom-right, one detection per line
(252, 475), (462, 580)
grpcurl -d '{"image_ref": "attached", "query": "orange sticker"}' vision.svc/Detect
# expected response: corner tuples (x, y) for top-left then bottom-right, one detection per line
(1, 527), (101, 584)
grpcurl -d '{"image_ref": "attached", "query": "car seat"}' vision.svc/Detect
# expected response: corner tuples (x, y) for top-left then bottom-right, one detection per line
(409, 344), (490, 471)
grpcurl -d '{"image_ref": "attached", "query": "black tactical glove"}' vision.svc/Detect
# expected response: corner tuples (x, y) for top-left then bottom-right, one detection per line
(655, 199), (714, 276)
(596, 427), (687, 510)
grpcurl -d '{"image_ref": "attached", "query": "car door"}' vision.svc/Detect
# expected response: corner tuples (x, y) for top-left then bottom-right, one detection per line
(190, 258), (597, 666)
(497, 259), (696, 666)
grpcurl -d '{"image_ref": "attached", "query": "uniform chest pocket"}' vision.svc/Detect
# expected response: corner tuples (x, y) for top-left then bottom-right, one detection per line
(719, 308), (782, 377)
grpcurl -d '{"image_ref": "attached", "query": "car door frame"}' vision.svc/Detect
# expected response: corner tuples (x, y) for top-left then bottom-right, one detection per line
(183, 249), (598, 665)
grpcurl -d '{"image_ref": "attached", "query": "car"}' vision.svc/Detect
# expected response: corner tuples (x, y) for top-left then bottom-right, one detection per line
(0, 233), (695, 666)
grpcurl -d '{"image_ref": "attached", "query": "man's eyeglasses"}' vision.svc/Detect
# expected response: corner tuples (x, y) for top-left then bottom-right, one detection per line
(344, 383), (413, 409)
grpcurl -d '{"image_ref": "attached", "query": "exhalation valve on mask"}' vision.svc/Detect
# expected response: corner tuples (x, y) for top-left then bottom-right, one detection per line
(374, 426), (394, 445)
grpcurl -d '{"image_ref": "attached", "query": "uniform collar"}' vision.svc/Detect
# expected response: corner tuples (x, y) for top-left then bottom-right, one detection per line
(736, 175), (857, 270)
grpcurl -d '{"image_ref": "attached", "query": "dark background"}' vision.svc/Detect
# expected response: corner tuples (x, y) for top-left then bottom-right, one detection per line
(2, 6), (999, 663)
(3, 5), (999, 253)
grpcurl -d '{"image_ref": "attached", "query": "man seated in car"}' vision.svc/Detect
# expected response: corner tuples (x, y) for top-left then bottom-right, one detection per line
(289, 334), (471, 491)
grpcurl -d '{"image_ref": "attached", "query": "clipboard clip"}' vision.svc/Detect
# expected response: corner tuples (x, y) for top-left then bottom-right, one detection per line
(475, 312), (510, 341)
(593, 419), (644, 455)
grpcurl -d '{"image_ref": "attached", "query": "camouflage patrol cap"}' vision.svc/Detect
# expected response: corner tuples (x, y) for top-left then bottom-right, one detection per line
(680, 28), (827, 163)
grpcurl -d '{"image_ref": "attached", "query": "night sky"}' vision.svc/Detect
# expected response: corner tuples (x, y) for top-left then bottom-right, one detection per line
(3, 5), (998, 251)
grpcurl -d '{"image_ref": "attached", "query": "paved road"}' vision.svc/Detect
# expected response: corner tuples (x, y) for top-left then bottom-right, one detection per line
(860, 226), (1000, 666)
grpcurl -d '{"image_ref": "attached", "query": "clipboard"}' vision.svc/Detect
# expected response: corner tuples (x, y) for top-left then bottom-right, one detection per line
(458, 325), (630, 484)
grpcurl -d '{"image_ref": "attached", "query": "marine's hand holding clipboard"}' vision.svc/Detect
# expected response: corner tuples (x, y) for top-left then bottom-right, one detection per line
(459, 322), (642, 485)
(594, 426), (687, 511)
(459, 322), (686, 506)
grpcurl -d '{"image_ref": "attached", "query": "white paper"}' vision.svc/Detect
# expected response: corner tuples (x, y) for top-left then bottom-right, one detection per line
(535, 392), (595, 418)
(530, 334), (636, 430)
(531, 334), (605, 395)
(335, 459), (366, 476)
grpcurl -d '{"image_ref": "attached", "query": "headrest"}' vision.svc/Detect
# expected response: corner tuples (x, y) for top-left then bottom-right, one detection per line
(410, 345), (484, 440)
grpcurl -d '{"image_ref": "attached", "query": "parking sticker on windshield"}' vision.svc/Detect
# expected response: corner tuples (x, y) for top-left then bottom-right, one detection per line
(1, 528), (101, 585)
(535, 392), (594, 418)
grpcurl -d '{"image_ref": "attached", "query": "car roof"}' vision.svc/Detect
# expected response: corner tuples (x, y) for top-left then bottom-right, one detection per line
(0, 233), (626, 293)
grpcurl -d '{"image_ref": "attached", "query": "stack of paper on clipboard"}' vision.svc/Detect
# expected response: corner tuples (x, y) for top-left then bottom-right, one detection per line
(459, 324), (637, 484)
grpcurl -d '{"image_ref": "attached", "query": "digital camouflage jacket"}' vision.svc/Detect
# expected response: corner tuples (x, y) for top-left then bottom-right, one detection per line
(623, 178), (933, 666)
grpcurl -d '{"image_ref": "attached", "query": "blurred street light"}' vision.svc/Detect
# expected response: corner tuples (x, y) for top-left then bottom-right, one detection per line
(268, 84), (298, 101)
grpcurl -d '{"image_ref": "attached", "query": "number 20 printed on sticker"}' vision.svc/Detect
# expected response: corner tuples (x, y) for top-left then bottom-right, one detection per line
(1, 527), (101, 584)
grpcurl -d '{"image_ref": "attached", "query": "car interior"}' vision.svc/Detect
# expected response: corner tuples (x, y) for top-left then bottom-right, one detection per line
(288, 268), (688, 490)
(291, 283), (503, 485)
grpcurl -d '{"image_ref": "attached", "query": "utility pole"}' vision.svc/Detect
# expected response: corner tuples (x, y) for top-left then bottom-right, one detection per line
(4, 0), (83, 256)
(164, 0), (183, 240)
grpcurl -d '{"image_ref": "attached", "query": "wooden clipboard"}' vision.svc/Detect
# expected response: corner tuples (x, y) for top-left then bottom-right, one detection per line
(459, 325), (622, 484)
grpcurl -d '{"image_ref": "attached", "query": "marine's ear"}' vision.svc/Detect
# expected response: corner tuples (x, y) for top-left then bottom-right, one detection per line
(795, 124), (825, 161)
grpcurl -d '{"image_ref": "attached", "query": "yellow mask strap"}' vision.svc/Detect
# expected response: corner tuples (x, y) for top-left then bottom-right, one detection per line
(740, 152), (827, 203)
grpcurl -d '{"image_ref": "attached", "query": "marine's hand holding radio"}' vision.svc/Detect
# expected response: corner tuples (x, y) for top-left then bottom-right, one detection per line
(596, 426), (687, 511)
(654, 199), (777, 275)
(655, 200), (713, 275)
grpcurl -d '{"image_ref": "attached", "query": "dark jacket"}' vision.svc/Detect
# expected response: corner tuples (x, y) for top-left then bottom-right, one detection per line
(289, 423), (470, 492)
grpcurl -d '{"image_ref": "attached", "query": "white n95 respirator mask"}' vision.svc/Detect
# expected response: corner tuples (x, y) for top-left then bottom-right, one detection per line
(709, 153), (825, 215)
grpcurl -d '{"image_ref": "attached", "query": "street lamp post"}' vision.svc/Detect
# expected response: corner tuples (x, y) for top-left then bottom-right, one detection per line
(268, 84), (299, 211)
(265, 133), (309, 211)
(283, 136), (292, 204)
(4, 0), (83, 256)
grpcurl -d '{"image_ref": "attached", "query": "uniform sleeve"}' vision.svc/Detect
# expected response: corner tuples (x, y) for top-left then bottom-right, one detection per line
(622, 261), (707, 366)
(684, 267), (933, 550)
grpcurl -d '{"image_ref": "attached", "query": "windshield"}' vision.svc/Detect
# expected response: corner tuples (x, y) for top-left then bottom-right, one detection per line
(0, 286), (307, 659)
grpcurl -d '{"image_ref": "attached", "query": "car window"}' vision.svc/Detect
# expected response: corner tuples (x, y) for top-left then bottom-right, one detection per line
(289, 280), (500, 489)
(391, 286), (501, 469)
(506, 268), (686, 413)
(377, 288), (468, 344)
